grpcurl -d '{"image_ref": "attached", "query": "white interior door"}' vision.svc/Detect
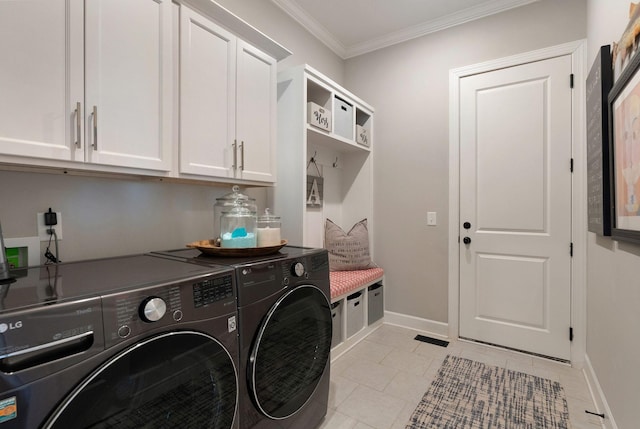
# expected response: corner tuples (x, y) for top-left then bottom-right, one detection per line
(459, 55), (573, 360)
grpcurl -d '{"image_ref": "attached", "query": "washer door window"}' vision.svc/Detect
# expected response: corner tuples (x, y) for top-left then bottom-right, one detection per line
(46, 332), (237, 429)
(250, 285), (331, 419)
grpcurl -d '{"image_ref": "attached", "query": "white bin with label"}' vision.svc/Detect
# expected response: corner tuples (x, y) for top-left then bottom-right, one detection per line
(346, 291), (364, 338)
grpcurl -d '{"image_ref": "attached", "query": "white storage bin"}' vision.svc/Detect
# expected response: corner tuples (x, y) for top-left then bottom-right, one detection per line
(307, 102), (331, 131)
(356, 125), (369, 147)
(333, 97), (353, 140)
(346, 291), (364, 338)
(331, 301), (343, 347)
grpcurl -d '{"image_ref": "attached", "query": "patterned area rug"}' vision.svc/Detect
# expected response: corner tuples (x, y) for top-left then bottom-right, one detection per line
(406, 355), (570, 429)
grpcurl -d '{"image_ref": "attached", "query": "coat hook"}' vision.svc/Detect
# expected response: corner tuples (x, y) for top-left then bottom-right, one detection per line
(333, 157), (339, 168)
(307, 151), (317, 168)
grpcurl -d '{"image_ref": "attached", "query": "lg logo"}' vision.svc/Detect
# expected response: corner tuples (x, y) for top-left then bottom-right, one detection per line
(0, 321), (23, 333)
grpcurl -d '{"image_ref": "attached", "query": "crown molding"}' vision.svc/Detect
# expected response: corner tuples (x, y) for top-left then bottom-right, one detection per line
(271, 0), (347, 58)
(272, 0), (540, 59)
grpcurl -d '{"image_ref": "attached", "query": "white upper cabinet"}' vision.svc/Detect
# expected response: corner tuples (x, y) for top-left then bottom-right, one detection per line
(0, 0), (172, 172)
(84, 0), (173, 171)
(0, 0), (288, 183)
(180, 6), (236, 179)
(179, 6), (277, 183)
(236, 40), (277, 182)
(0, 0), (82, 161)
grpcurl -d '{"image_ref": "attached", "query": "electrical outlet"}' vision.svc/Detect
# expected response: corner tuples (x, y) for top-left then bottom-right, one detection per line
(427, 212), (437, 226)
(37, 212), (63, 241)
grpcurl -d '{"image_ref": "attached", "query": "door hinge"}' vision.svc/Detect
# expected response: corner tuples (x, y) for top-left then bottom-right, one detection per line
(570, 242), (574, 257)
(570, 158), (574, 172)
(570, 327), (574, 342)
(570, 73), (574, 88)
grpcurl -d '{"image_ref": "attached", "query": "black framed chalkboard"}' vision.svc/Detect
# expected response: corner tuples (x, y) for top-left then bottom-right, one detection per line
(586, 45), (613, 236)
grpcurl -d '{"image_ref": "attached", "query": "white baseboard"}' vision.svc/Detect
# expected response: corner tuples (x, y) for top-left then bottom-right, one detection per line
(383, 310), (449, 338)
(583, 354), (617, 429)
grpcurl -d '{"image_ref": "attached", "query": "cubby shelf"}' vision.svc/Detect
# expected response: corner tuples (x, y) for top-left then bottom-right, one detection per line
(307, 126), (370, 153)
(275, 65), (380, 359)
(275, 64), (375, 249)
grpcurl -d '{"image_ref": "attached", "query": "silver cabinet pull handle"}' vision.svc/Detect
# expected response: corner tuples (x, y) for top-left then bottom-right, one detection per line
(75, 102), (82, 148)
(232, 139), (237, 170)
(92, 105), (98, 150)
(240, 141), (244, 171)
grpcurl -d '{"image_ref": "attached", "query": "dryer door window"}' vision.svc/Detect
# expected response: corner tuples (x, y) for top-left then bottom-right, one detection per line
(250, 285), (331, 419)
(45, 332), (237, 429)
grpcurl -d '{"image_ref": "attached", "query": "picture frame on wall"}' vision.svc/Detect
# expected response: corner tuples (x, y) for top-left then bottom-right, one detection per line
(586, 45), (613, 236)
(609, 49), (640, 244)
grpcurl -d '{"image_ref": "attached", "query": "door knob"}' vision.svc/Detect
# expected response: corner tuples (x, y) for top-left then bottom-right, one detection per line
(463, 222), (471, 229)
(463, 237), (471, 245)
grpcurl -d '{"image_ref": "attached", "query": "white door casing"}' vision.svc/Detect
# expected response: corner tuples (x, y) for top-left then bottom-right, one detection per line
(459, 55), (572, 360)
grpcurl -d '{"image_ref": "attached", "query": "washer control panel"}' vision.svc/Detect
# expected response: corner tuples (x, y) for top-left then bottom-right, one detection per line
(102, 271), (235, 347)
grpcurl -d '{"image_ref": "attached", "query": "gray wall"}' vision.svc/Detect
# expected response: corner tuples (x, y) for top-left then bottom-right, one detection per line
(343, 0), (587, 323)
(587, 2), (640, 428)
(0, 0), (344, 263)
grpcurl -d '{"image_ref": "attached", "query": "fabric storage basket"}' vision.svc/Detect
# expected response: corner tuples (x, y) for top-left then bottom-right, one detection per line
(331, 301), (343, 347)
(333, 97), (353, 140)
(356, 125), (369, 147)
(367, 282), (383, 324)
(307, 102), (331, 131)
(346, 291), (364, 337)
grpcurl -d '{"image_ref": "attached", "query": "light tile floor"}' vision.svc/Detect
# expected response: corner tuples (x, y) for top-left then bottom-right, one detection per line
(319, 324), (603, 429)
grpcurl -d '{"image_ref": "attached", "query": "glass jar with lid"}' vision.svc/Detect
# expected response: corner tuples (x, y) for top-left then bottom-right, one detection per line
(213, 185), (257, 240)
(220, 205), (257, 248)
(256, 208), (281, 247)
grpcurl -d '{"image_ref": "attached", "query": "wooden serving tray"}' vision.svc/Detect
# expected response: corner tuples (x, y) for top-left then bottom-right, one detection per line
(186, 239), (287, 257)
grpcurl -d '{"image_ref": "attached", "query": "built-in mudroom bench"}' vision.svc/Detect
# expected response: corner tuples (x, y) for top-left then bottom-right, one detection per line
(274, 64), (382, 359)
(330, 268), (384, 357)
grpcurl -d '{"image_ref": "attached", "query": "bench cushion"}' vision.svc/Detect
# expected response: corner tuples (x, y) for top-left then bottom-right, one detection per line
(330, 267), (384, 300)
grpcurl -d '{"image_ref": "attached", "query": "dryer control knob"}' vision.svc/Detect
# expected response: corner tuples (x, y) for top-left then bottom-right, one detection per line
(118, 325), (131, 338)
(292, 262), (305, 277)
(140, 297), (167, 322)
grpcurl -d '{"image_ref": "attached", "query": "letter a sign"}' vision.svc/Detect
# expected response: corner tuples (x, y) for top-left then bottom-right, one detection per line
(307, 175), (323, 207)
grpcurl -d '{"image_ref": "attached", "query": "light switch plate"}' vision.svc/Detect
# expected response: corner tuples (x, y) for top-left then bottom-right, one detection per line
(427, 212), (437, 226)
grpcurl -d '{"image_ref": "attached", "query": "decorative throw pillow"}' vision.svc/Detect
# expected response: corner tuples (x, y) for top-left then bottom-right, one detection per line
(324, 218), (376, 271)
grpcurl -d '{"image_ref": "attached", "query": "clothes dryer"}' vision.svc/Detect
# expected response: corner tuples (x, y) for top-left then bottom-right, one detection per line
(0, 254), (239, 429)
(151, 246), (332, 429)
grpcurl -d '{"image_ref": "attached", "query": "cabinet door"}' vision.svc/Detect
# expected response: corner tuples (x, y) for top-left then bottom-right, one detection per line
(179, 6), (236, 178)
(0, 0), (83, 161)
(84, 0), (172, 171)
(236, 40), (277, 182)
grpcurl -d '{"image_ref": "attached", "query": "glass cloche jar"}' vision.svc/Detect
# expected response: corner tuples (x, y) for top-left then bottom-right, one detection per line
(213, 185), (257, 240)
(220, 205), (257, 248)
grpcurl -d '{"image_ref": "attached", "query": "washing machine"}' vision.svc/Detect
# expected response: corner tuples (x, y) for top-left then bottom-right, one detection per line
(0, 254), (239, 429)
(151, 246), (332, 429)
